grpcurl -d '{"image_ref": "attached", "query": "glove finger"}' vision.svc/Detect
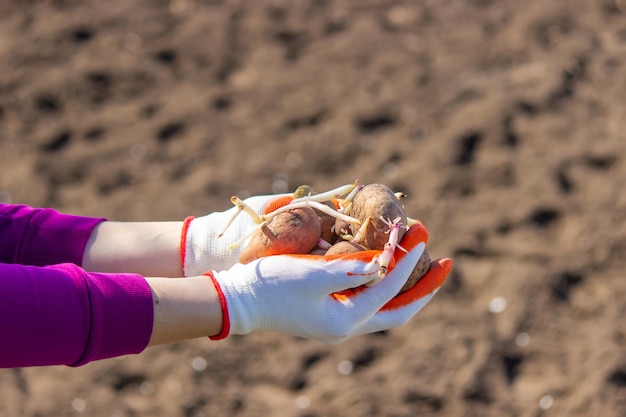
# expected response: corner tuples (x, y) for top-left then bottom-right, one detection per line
(252, 252), (380, 296)
(348, 258), (451, 336)
(292, 252), (383, 294)
(327, 222), (429, 302)
(330, 242), (425, 316)
(327, 221), (430, 288)
(380, 257), (452, 312)
(351, 290), (437, 336)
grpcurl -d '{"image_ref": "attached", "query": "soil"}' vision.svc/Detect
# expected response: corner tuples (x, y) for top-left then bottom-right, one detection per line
(1, 1), (625, 416)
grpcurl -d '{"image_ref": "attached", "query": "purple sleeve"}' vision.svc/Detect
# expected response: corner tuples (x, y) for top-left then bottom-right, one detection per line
(0, 203), (105, 266)
(0, 263), (154, 368)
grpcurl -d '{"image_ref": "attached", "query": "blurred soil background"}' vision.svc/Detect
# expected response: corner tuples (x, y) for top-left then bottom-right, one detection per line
(0, 0), (625, 416)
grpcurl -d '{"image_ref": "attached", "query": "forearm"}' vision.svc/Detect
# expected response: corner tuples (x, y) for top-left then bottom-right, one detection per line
(82, 222), (225, 344)
(82, 221), (185, 277)
(77, 222), (227, 346)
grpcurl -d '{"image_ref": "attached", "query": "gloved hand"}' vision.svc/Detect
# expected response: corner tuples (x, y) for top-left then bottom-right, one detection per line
(204, 223), (453, 343)
(182, 194), (292, 276)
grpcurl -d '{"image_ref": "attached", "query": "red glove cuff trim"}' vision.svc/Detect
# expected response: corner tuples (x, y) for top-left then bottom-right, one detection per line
(180, 216), (194, 274)
(205, 271), (231, 340)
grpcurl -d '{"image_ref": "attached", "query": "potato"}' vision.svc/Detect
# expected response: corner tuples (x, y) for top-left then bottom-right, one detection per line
(325, 240), (367, 256)
(308, 247), (328, 256)
(294, 185), (339, 245)
(400, 250), (431, 293)
(333, 183), (430, 294)
(239, 207), (321, 264)
(348, 183), (408, 250)
(316, 204), (340, 245)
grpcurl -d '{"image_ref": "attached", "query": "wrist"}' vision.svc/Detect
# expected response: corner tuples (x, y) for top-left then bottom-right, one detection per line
(147, 276), (223, 346)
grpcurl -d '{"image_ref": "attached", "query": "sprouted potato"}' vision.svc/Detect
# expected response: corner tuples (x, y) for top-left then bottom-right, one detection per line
(239, 207), (321, 264)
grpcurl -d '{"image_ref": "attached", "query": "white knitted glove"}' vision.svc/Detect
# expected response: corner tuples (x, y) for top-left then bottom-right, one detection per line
(182, 194), (291, 276)
(205, 224), (452, 343)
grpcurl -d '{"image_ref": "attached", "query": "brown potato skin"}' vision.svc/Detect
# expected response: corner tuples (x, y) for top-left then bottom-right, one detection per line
(325, 240), (367, 256)
(293, 186), (338, 245)
(349, 183), (408, 250)
(308, 247), (328, 256)
(315, 203), (340, 245)
(239, 207), (321, 264)
(399, 250), (431, 293)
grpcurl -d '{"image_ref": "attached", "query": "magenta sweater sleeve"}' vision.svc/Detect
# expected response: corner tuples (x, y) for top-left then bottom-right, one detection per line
(0, 263), (153, 368)
(0, 203), (105, 266)
(0, 204), (154, 367)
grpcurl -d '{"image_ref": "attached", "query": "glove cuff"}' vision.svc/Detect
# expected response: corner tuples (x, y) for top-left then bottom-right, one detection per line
(180, 216), (194, 274)
(182, 212), (242, 276)
(204, 271), (231, 340)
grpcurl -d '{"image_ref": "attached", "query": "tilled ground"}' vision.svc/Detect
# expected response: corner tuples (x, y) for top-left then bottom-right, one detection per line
(0, 1), (625, 416)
